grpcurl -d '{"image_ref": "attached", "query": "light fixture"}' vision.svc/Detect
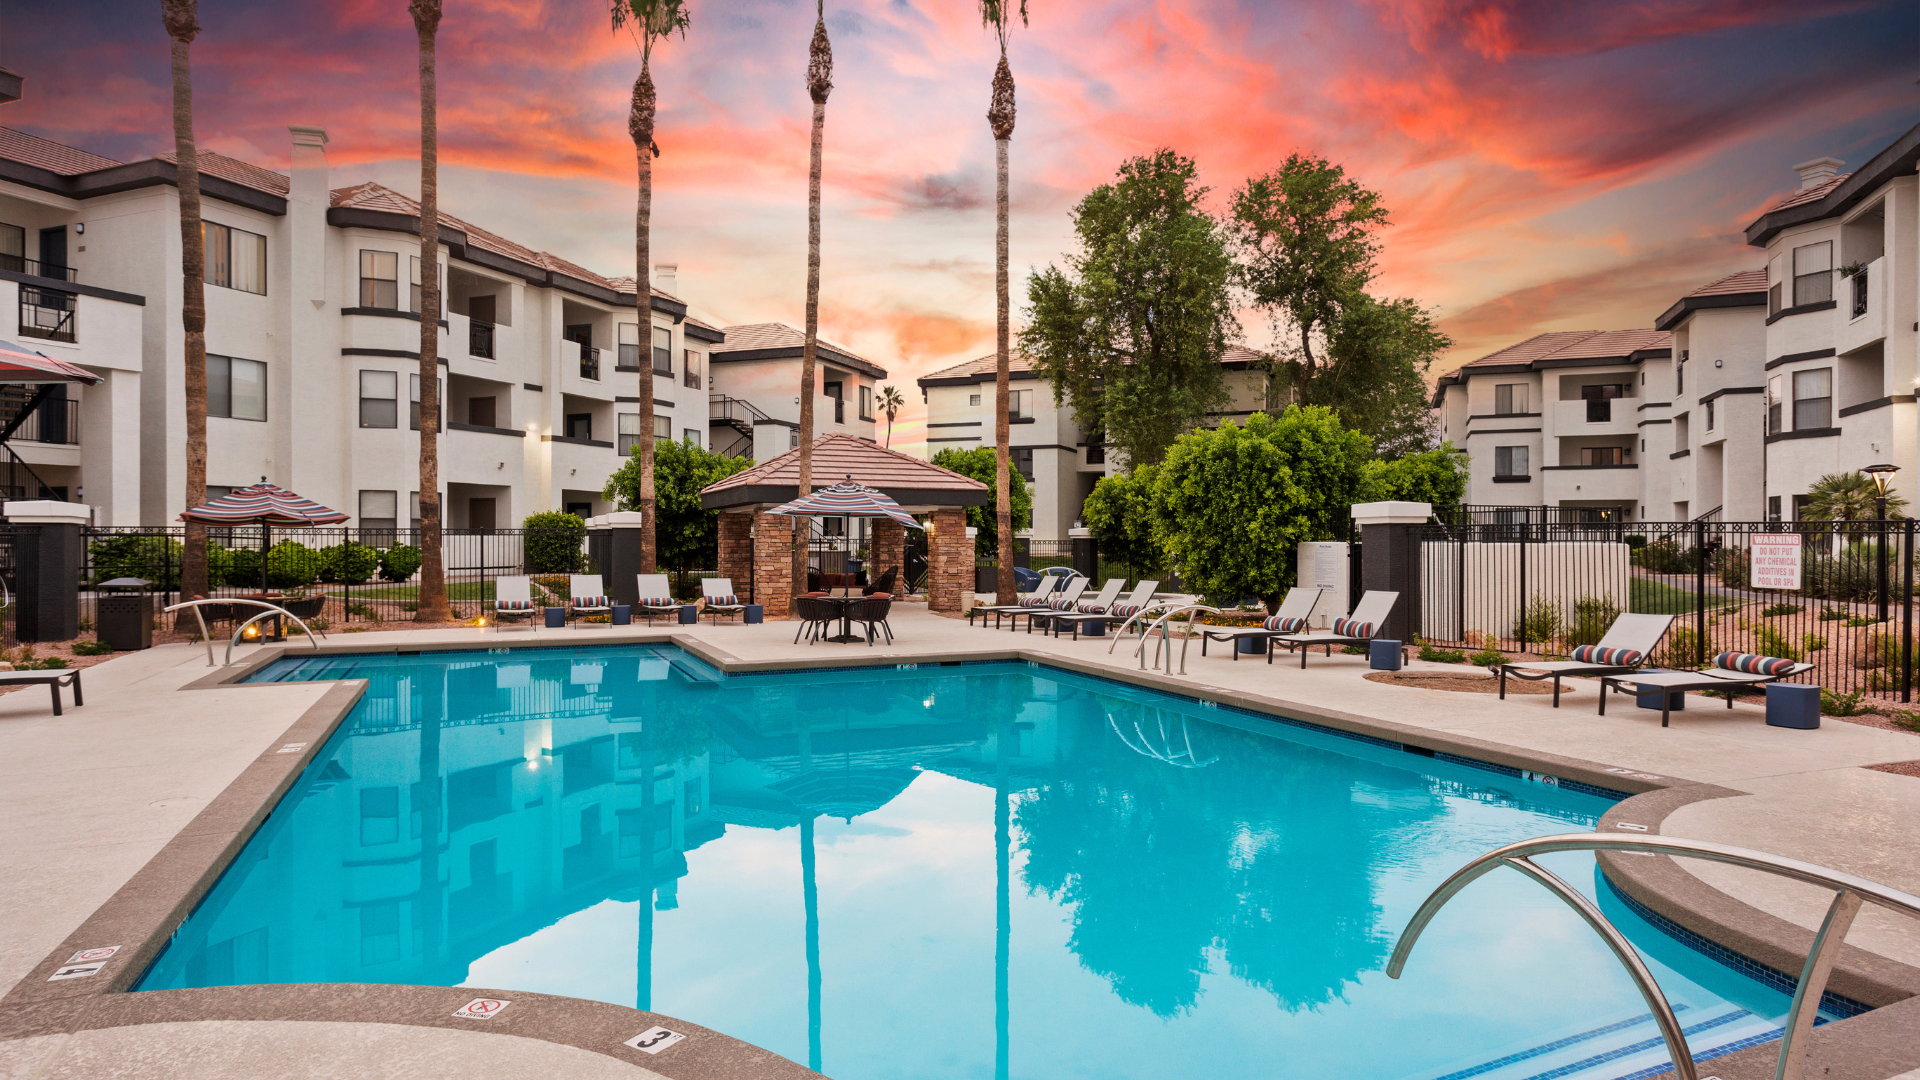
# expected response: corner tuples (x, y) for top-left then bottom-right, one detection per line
(74, 223), (84, 234)
(1714, 358), (1723, 368)
(1864, 463), (1900, 496)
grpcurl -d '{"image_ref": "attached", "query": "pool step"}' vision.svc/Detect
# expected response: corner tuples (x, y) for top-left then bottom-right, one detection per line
(1414, 1002), (1779, 1080)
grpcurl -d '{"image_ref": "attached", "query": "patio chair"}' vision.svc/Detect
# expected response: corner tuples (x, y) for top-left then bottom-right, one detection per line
(279, 594), (329, 637)
(1011, 575), (1089, 633)
(970, 574), (1060, 628)
(793, 594), (836, 645)
(701, 578), (748, 625)
(848, 594), (895, 646)
(864, 566), (898, 597)
(0, 668), (82, 716)
(1267, 591), (1401, 668)
(635, 574), (681, 626)
(1598, 651), (1815, 728)
(1049, 580), (1160, 640)
(1198, 587), (1325, 661)
(1498, 613), (1675, 708)
(569, 575), (613, 620)
(494, 575), (538, 624)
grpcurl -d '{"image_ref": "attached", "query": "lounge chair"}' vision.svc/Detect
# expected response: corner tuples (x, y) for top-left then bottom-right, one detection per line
(0, 668), (83, 716)
(1050, 580), (1160, 640)
(634, 575), (681, 626)
(1042, 578), (1121, 634)
(970, 574), (1060, 628)
(569, 575), (613, 621)
(1598, 652), (1816, 728)
(1267, 591), (1401, 668)
(1198, 587), (1325, 661)
(1012, 576), (1090, 633)
(700, 578), (748, 624)
(1497, 613), (1675, 707)
(493, 576), (537, 625)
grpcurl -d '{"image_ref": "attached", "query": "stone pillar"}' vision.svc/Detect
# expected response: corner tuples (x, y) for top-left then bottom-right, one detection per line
(869, 519), (905, 589)
(1350, 501), (1431, 645)
(928, 507), (968, 613)
(603, 511), (645, 605)
(6, 500), (88, 642)
(752, 512), (795, 617)
(718, 512), (753, 601)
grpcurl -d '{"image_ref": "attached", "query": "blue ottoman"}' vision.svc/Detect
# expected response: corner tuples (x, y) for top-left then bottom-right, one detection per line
(1633, 668), (1684, 712)
(1238, 635), (1264, 654)
(1080, 619), (1106, 638)
(1765, 682), (1820, 729)
(611, 605), (631, 626)
(1370, 639), (1403, 671)
(744, 604), (764, 625)
(543, 607), (565, 628)
(678, 604), (699, 625)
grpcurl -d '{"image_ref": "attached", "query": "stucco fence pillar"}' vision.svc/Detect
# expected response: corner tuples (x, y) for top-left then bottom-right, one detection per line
(869, 520), (905, 590)
(928, 507), (969, 613)
(1351, 500), (1430, 645)
(718, 512), (754, 601)
(752, 513), (795, 618)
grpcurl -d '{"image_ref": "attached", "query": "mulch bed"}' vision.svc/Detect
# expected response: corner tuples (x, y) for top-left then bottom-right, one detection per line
(1866, 760), (1920, 778)
(1364, 671), (1558, 695)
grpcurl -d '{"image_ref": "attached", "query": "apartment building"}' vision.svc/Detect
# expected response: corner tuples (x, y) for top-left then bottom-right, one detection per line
(0, 120), (728, 527)
(916, 347), (1269, 541)
(706, 323), (886, 461)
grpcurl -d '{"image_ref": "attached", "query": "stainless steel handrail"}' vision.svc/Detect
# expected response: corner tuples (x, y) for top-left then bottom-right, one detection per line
(1110, 601), (1218, 673)
(1387, 833), (1920, 1080)
(163, 598), (324, 667)
(1105, 599), (1186, 659)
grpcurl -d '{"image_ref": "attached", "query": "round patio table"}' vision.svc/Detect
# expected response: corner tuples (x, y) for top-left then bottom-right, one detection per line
(814, 593), (867, 644)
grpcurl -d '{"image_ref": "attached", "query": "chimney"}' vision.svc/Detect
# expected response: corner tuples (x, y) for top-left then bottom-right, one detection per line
(287, 126), (329, 306)
(654, 263), (677, 296)
(1792, 156), (1843, 190)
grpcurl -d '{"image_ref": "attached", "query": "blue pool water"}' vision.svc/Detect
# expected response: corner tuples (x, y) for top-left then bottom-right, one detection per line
(139, 646), (1828, 1079)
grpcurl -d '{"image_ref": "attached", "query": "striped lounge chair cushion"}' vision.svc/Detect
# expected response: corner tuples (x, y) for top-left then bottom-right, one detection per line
(1047, 596), (1082, 610)
(1569, 645), (1643, 667)
(707, 595), (738, 607)
(1108, 603), (1142, 618)
(1263, 615), (1306, 632)
(1076, 600), (1110, 614)
(573, 596), (611, 609)
(639, 597), (676, 608)
(1332, 617), (1373, 638)
(497, 599), (534, 611)
(1714, 651), (1797, 676)
(1023, 596), (1055, 608)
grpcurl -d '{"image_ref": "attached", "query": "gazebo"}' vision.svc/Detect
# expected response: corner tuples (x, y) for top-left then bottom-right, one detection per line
(699, 433), (988, 616)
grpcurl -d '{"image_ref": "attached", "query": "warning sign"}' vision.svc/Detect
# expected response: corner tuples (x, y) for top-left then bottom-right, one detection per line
(625, 1027), (687, 1055)
(453, 998), (510, 1020)
(48, 962), (106, 981)
(66, 946), (120, 964)
(1750, 534), (1803, 591)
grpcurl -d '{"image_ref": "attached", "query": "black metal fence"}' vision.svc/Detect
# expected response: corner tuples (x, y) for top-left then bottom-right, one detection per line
(1412, 517), (1917, 701)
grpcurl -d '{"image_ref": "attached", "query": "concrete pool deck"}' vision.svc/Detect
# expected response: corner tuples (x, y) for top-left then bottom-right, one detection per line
(1, 606), (1917, 1079)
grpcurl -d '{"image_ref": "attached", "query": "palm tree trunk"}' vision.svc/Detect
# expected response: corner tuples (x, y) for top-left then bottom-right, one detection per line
(632, 63), (658, 574)
(413, 0), (451, 622)
(797, 12), (832, 598)
(164, 0), (207, 621)
(990, 56), (1016, 603)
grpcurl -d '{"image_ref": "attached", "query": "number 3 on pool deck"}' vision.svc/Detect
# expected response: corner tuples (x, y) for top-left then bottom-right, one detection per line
(625, 1026), (686, 1055)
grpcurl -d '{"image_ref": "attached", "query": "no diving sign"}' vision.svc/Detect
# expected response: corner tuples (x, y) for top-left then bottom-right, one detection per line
(626, 1026), (687, 1055)
(453, 998), (510, 1020)
(67, 945), (121, 964)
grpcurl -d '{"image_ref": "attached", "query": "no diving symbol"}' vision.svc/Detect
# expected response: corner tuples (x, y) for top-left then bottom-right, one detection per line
(452, 998), (510, 1020)
(68, 946), (120, 963)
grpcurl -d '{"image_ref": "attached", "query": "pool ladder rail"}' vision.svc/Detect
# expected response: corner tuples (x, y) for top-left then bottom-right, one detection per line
(1390, 834), (1920, 1080)
(1106, 599), (1221, 675)
(164, 597), (326, 668)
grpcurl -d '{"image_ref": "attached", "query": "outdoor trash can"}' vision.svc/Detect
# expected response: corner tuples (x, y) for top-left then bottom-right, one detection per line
(679, 605), (699, 625)
(744, 604), (764, 624)
(611, 605), (631, 626)
(1766, 683), (1820, 729)
(1634, 669), (1684, 712)
(544, 607), (565, 628)
(1370, 639), (1402, 671)
(95, 578), (154, 651)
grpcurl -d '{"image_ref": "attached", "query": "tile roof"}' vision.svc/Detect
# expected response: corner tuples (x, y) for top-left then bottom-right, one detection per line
(700, 432), (988, 508)
(0, 126), (120, 175)
(1448, 329), (1671, 375)
(711, 322), (886, 379)
(1765, 175), (1848, 214)
(1685, 269), (1767, 297)
(161, 150), (290, 196)
(920, 344), (1268, 384)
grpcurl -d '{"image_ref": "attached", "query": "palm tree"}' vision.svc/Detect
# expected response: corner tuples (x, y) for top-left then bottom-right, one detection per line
(612, 0), (690, 576)
(878, 384), (904, 447)
(411, 0), (453, 623)
(162, 0), (208, 617)
(795, 0), (833, 592)
(1802, 472), (1908, 522)
(981, 0), (1027, 604)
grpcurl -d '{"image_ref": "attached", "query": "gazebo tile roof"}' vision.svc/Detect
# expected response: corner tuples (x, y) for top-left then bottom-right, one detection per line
(700, 432), (987, 510)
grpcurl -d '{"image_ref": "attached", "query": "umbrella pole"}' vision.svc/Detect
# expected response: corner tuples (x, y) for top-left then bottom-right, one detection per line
(261, 521), (270, 594)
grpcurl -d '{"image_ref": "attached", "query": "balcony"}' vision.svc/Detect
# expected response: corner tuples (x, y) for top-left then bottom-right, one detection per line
(3, 397), (80, 445)
(1552, 398), (1634, 435)
(579, 345), (600, 381)
(18, 283), (76, 344)
(1836, 257), (1885, 357)
(0, 254), (78, 283)
(469, 320), (495, 360)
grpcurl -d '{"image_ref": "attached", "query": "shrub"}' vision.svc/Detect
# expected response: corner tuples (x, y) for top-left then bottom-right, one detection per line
(1469, 642), (1505, 667)
(1801, 633), (1826, 653)
(264, 541), (319, 590)
(1820, 689), (1868, 716)
(1654, 625), (1706, 668)
(346, 602), (382, 621)
(1891, 711), (1920, 733)
(212, 545), (261, 589)
(1417, 639), (1468, 663)
(1803, 543), (1884, 602)
(1713, 546), (1749, 588)
(317, 542), (379, 585)
(1819, 607), (1846, 621)
(379, 545), (422, 582)
(1638, 538), (1698, 573)
(1747, 622), (1801, 661)
(72, 639), (114, 656)
(523, 511), (588, 574)
(87, 533), (184, 589)
(1846, 615), (1882, 628)
(1759, 602), (1803, 618)
(1520, 596), (1562, 646)
(1623, 534), (1648, 550)
(1565, 596), (1621, 648)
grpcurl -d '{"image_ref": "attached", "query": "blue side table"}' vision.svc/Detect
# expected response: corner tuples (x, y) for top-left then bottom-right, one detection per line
(1370, 639), (1402, 671)
(1237, 635), (1264, 654)
(611, 605), (632, 626)
(1633, 668), (1685, 712)
(543, 607), (565, 628)
(744, 604), (764, 625)
(1766, 682), (1820, 729)
(1081, 619), (1106, 638)
(678, 605), (700, 625)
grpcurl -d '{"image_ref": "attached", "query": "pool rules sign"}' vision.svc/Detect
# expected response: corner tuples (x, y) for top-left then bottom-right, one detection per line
(1751, 534), (1803, 591)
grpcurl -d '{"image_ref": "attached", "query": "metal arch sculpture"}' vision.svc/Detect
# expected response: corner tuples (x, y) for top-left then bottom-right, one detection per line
(1386, 833), (1920, 1080)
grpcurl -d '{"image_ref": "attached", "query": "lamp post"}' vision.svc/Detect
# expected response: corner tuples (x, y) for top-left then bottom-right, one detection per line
(1864, 464), (1899, 621)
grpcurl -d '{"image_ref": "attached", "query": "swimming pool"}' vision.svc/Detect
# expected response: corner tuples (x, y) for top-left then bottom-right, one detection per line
(139, 645), (1830, 1079)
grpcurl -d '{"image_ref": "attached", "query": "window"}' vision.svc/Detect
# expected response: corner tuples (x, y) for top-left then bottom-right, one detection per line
(1582, 446), (1625, 466)
(1493, 383), (1527, 416)
(1675, 356), (1684, 395)
(825, 380), (844, 424)
(0, 222), (21, 272)
(359, 490), (399, 532)
(618, 413), (639, 455)
(1705, 399), (1715, 431)
(654, 414), (672, 439)
(409, 374), (443, 432)
(1494, 445), (1528, 478)
(1768, 495), (1781, 521)
(410, 491), (421, 532)
(1086, 443), (1106, 465)
(1010, 388), (1032, 420)
(969, 393), (982, 407)
(1792, 368), (1831, 430)
(653, 326), (672, 375)
(684, 350), (702, 389)
(209, 355), (267, 421)
(360, 787), (399, 846)
(684, 428), (701, 447)
(1011, 446), (1034, 481)
(1581, 384), (1622, 423)
(1792, 241), (1832, 307)
(1767, 374), (1783, 434)
(407, 256), (442, 315)
(1768, 253), (1784, 317)
(617, 323), (641, 372)
(1852, 265), (1870, 318)
(203, 221), (266, 294)
(359, 250), (399, 309)
(859, 384), (873, 421)
(359, 370), (398, 428)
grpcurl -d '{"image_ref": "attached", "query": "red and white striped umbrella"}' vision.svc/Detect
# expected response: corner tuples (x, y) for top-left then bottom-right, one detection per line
(0, 339), (101, 385)
(766, 479), (923, 529)
(178, 482), (349, 527)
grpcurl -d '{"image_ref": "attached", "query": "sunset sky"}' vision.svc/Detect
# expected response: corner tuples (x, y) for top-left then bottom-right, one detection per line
(5, 0), (1915, 454)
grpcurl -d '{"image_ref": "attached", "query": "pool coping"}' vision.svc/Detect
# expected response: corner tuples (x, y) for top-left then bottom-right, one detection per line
(3, 631), (1915, 1079)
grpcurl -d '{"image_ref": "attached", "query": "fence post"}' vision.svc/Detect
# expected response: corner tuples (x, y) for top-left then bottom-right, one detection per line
(1069, 527), (1096, 580)
(1694, 519), (1708, 666)
(1903, 519), (1913, 704)
(1517, 517), (1529, 653)
(1350, 501), (1429, 645)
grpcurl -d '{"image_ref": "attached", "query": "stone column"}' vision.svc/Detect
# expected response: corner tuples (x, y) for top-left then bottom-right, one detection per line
(718, 512), (753, 601)
(752, 512), (795, 617)
(1350, 500), (1431, 645)
(5, 500), (88, 642)
(869, 519), (905, 590)
(928, 507), (968, 613)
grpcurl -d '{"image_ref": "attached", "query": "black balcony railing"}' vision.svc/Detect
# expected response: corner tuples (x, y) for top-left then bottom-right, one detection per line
(0, 254), (78, 283)
(579, 345), (600, 381)
(1585, 399), (1612, 423)
(1852, 269), (1869, 319)
(18, 284), (75, 343)
(469, 320), (495, 359)
(6, 398), (79, 445)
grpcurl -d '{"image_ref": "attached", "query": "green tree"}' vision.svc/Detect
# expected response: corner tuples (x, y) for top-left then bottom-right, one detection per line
(1310, 296), (1449, 457)
(877, 384), (905, 447)
(933, 446), (1031, 555)
(1801, 472), (1908, 521)
(1081, 465), (1161, 581)
(980, 0), (1029, 609)
(1155, 407), (1370, 611)
(605, 436), (752, 580)
(1021, 149), (1237, 469)
(1360, 444), (1467, 506)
